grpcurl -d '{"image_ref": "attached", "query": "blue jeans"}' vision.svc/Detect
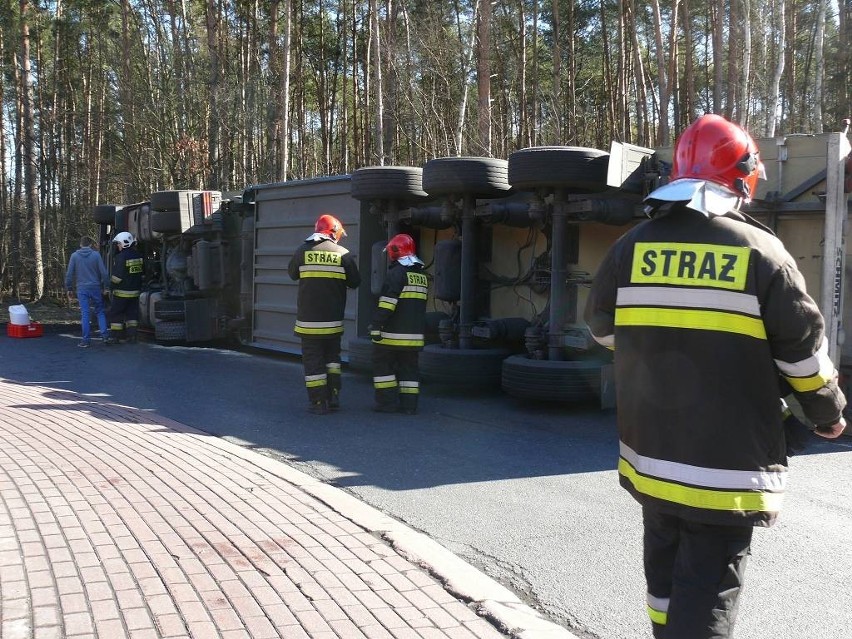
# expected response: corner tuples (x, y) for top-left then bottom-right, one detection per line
(77, 287), (108, 342)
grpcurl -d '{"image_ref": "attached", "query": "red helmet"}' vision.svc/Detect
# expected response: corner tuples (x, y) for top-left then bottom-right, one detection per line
(315, 214), (346, 243)
(671, 114), (763, 201)
(385, 233), (416, 260)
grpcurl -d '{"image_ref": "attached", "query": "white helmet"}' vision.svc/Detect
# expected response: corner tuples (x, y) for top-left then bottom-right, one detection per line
(113, 231), (135, 248)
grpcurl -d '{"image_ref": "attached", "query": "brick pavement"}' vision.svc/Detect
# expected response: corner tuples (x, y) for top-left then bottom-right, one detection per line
(0, 378), (576, 639)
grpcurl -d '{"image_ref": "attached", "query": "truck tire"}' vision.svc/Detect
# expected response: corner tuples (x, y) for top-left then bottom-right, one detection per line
(93, 205), (117, 224)
(501, 355), (604, 402)
(153, 299), (185, 321)
(419, 344), (510, 389)
(346, 337), (375, 373)
(151, 210), (182, 233)
(508, 146), (609, 192)
(422, 157), (511, 199)
(154, 320), (186, 343)
(350, 166), (428, 202)
(150, 190), (187, 212)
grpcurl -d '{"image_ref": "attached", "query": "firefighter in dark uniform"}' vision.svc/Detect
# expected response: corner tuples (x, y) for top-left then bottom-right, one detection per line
(288, 214), (361, 415)
(369, 233), (428, 415)
(107, 231), (143, 343)
(584, 114), (847, 639)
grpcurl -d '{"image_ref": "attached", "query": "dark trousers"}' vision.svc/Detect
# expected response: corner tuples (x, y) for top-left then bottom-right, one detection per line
(108, 295), (139, 337)
(643, 507), (752, 639)
(372, 345), (420, 411)
(301, 336), (342, 404)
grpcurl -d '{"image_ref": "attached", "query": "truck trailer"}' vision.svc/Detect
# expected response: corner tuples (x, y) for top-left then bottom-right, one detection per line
(92, 127), (852, 408)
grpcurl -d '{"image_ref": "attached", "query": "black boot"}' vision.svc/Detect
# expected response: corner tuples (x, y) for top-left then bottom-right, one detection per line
(328, 389), (340, 411)
(308, 400), (329, 415)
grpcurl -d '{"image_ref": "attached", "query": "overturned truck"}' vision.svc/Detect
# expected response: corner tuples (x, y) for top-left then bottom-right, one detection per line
(92, 128), (852, 407)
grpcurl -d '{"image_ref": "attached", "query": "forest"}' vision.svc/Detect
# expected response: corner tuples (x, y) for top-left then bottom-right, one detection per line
(1, 0), (850, 300)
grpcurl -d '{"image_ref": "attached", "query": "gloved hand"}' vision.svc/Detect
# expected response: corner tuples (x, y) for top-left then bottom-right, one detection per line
(368, 325), (382, 343)
(783, 407), (814, 456)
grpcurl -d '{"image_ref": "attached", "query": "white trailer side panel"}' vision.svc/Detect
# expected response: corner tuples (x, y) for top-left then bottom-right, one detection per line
(250, 176), (361, 356)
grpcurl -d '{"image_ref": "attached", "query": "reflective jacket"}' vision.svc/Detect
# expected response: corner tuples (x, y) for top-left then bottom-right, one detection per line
(584, 205), (846, 527)
(110, 247), (143, 298)
(370, 262), (428, 348)
(288, 238), (361, 337)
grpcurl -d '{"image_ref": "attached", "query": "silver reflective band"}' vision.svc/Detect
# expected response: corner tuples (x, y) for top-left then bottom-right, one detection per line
(774, 337), (832, 377)
(620, 442), (787, 491)
(616, 286), (760, 315)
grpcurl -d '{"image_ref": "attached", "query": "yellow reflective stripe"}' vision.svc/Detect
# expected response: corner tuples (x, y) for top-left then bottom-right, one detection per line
(778, 339), (836, 392)
(295, 326), (343, 335)
(399, 386), (419, 395)
(376, 338), (424, 347)
(373, 376), (398, 389)
(114, 290), (141, 298)
(618, 458), (783, 513)
(326, 363), (341, 374)
(400, 291), (428, 299)
(631, 243), (751, 290)
(305, 374), (327, 388)
(647, 605), (667, 626)
(378, 300), (397, 311)
(784, 373), (834, 393)
(296, 320), (343, 335)
(300, 271), (346, 279)
(615, 307), (766, 339)
(110, 275), (122, 284)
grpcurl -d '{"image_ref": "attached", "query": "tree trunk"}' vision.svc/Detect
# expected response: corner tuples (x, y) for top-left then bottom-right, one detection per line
(369, 0), (384, 164)
(627, 0), (649, 142)
(519, 1), (528, 147)
(207, 0), (221, 188)
(476, 0), (492, 155)
(736, 0), (751, 126)
(713, 0), (724, 113)
(551, 0), (561, 141)
(20, 0), (43, 301)
(452, 1), (477, 155)
(566, 0), (576, 140)
(0, 25), (9, 293)
(680, 0), (695, 128)
(651, 0), (679, 145)
(726, 0), (740, 118)
(767, 0), (786, 137)
(813, 0), (827, 132)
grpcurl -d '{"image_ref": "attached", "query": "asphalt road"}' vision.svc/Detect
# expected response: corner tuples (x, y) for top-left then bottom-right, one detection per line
(2, 329), (851, 638)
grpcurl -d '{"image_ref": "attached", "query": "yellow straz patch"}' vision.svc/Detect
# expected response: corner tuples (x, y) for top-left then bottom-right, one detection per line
(127, 258), (143, 274)
(406, 272), (428, 287)
(305, 251), (342, 265)
(631, 243), (750, 290)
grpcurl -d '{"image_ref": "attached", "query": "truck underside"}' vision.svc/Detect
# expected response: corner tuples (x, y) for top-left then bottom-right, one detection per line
(94, 131), (852, 407)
